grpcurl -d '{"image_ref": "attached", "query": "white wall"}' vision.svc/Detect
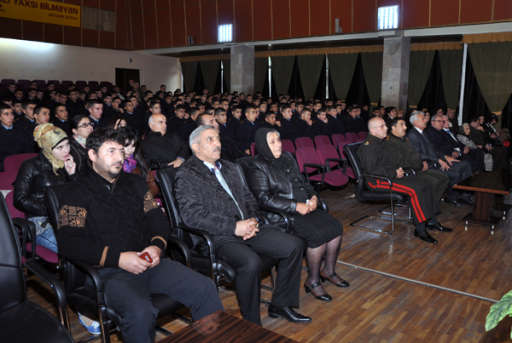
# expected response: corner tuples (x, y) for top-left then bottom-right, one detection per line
(0, 38), (182, 92)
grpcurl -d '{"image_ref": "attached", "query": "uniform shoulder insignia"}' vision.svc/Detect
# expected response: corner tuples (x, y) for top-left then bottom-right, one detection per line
(364, 141), (370, 145)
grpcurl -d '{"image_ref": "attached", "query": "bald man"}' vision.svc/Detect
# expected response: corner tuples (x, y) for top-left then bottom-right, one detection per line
(141, 113), (189, 169)
(357, 117), (448, 244)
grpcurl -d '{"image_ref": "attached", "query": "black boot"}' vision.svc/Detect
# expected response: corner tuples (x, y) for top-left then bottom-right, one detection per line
(414, 223), (438, 244)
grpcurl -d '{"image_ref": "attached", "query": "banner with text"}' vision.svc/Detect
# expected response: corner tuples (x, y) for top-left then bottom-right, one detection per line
(0, 0), (80, 27)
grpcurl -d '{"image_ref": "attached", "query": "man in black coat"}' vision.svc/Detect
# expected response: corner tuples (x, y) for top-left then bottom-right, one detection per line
(175, 125), (310, 325)
(358, 117), (449, 244)
(407, 111), (473, 205)
(141, 113), (189, 169)
(54, 128), (222, 343)
(341, 105), (367, 133)
(0, 104), (32, 171)
(236, 105), (260, 155)
(52, 105), (72, 135)
(279, 104), (301, 141)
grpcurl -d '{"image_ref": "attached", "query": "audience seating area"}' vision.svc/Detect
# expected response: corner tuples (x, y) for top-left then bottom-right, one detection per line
(1, 78), (114, 93)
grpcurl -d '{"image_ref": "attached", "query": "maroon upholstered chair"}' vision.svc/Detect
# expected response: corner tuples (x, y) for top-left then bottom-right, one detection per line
(345, 132), (359, 143)
(358, 131), (368, 140)
(316, 144), (355, 180)
(295, 137), (315, 149)
(250, 142), (256, 157)
(1, 153), (38, 189)
(331, 133), (347, 147)
(314, 135), (332, 147)
(281, 139), (295, 155)
(295, 147), (349, 187)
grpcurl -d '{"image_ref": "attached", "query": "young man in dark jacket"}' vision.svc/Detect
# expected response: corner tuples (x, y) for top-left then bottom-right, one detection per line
(54, 128), (222, 343)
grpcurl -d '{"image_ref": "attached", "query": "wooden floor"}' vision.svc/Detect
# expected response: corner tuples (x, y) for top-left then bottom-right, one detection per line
(27, 183), (512, 342)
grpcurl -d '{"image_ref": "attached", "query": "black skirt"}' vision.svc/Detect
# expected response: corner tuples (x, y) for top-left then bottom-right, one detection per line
(291, 210), (343, 248)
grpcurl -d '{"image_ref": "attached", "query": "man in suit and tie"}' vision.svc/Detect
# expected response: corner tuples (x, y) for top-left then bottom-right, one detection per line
(174, 125), (310, 326)
(407, 111), (473, 206)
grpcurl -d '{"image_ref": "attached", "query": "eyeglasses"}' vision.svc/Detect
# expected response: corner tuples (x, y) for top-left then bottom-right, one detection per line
(78, 122), (93, 128)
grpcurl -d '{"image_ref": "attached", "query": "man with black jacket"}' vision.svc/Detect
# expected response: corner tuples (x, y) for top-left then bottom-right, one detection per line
(141, 113), (189, 169)
(0, 104), (32, 171)
(358, 117), (450, 244)
(175, 125), (310, 325)
(53, 128), (222, 343)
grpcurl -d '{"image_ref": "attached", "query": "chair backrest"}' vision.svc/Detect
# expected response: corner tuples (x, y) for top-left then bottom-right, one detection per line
(295, 147), (322, 173)
(331, 133), (346, 147)
(295, 137), (315, 149)
(281, 139), (295, 154)
(250, 142), (256, 157)
(0, 194), (25, 311)
(1, 153), (37, 190)
(345, 132), (360, 143)
(316, 144), (340, 168)
(358, 131), (368, 140)
(343, 142), (365, 194)
(314, 135), (332, 147)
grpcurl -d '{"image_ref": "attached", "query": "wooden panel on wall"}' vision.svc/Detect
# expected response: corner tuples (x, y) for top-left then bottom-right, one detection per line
(201, 0), (218, 45)
(310, 0), (329, 36)
(116, 0), (131, 49)
(63, 0), (82, 46)
(186, 0), (201, 45)
(218, 0), (234, 24)
(142, 0), (158, 48)
(170, 0), (186, 46)
(272, 0), (290, 39)
(460, 0), (492, 23)
(494, 0), (512, 20)
(45, 24), (63, 44)
(83, 0), (99, 8)
(130, 0), (145, 49)
(155, 0), (172, 48)
(331, 0), (352, 34)
(353, 0), (376, 32)
(0, 18), (22, 40)
(290, 0), (309, 38)
(403, 0), (429, 28)
(253, 0), (272, 41)
(83, 29), (99, 47)
(99, 32), (115, 49)
(22, 21), (44, 42)
(378, 0), (400, 6)
(430, 0), (459, 26)
(234, 0), (252, 41)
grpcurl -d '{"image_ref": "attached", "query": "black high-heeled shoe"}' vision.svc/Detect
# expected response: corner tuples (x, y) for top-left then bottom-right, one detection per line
(304, 281), (332, 302)
(320, 273), (350, 288)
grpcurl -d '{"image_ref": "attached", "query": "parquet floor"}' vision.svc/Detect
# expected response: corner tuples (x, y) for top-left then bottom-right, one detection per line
(27, 183), (512, 342)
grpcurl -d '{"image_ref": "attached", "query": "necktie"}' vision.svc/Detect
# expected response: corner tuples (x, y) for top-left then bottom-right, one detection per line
(211, 165), (245, 219)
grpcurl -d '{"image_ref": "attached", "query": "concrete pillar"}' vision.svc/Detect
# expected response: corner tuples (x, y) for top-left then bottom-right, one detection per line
(230, 44), (254, 94)
(381, 33), (410, 109)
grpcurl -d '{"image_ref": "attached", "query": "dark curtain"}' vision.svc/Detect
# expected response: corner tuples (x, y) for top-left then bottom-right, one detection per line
(346, 53), (370, 106)
(262, 58), (277, 99)
(181, 61), (197, 93)
(418, 51), (447, 112)
(501, 93), (512, 131)
(463, 52), (491, 122)
(193, 62), (205, 93)
(314, 56), (337, 100)
(214, 60), (229, 94)
(288, 56), (304, 99)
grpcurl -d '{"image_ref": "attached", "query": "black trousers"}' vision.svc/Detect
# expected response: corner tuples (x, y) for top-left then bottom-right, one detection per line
(417, 169), (450, 215)
(367, 177), (435, 224)
(97, 259), (223, 343)
(216, 226), (304, 325)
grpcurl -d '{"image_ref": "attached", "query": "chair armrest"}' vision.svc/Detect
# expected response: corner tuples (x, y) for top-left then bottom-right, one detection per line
(25, 258), (69, 328)
(362, 173), (393, 186)
(264, 210), (291, 232)
(319, 200), (328, 212)
(69, 261), (106, 305)
(303, 163), (324, 170)
(167, 236), (191, 267)
(177, 226), (217, 278)
(12, 218), (36, 259)
(326, 158), (343, 165)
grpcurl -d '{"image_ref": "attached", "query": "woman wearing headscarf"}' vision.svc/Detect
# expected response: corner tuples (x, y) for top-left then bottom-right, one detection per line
(245, 127), (348, 302)
(14, 123), (77, 253)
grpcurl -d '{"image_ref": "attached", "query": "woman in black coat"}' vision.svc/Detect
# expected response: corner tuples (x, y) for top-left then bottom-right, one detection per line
(246, 127), (349, 302)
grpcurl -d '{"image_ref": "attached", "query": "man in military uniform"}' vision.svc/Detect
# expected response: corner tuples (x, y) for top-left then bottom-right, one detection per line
(357, 117), (451, 244)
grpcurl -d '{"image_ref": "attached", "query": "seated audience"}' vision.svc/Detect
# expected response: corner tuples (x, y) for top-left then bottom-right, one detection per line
(326, 106), (344, 134)
(341, 105), (367, 133)
(52, 104), (71, 135)
(279, 104), (301, 141)
(407, 111), (473, 206)
(0, 104), (32, 171)
(246, 128), (348, 303)
(358, 117), (452, 244)
(86, 100), (105, 128)
(236, 105), (260, 154)
(54, 127), (223, 343)
(175, 125), (311, 325)
(141, 113), (188, 169)
(13, 123), (77, 252)
(312, 108), (332, 136)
